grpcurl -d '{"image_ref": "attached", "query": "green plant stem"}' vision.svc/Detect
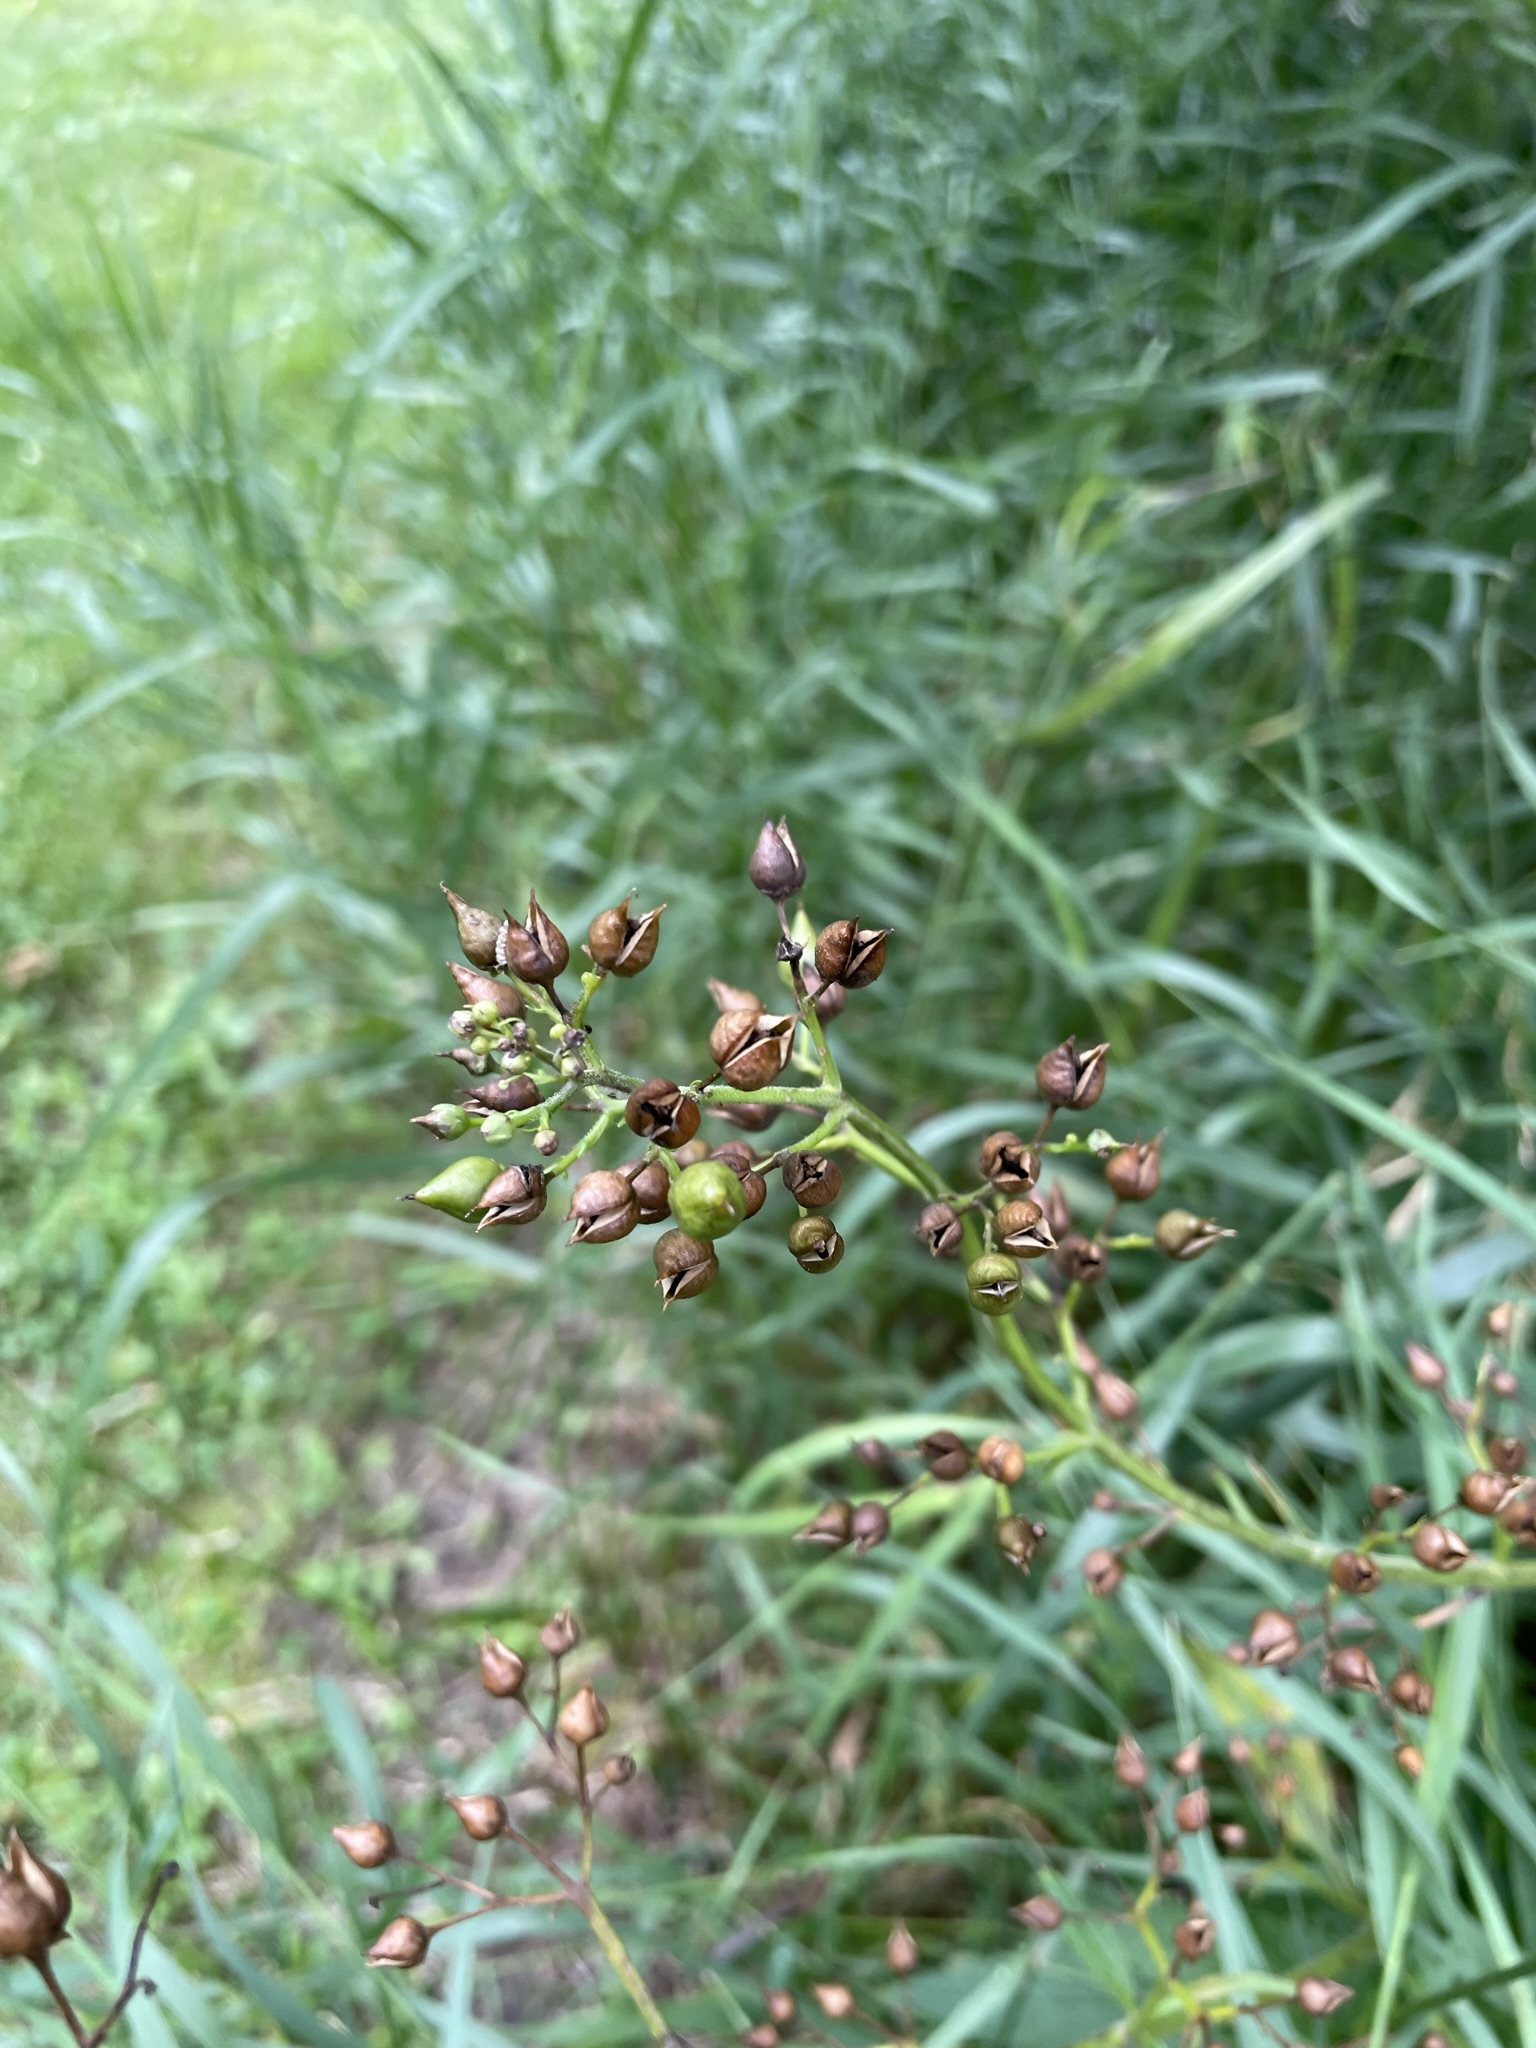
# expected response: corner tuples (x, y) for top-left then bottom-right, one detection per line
(580, 1887), (674, 2043)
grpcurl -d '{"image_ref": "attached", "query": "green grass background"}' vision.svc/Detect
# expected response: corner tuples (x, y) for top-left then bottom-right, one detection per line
(3, 0), (1536, 2040)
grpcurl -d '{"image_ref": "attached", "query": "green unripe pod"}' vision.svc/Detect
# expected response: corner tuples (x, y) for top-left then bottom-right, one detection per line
(967, 1252), (1022, 1316)
(669, 1159), (748, 1240)
(478, 1112), (512, 1144)
(410, 1102), (471, 1141)
(469, 1033), (496, 1056)
(470, 1000), (505, 1028)
(410, 1154), (501, 1219)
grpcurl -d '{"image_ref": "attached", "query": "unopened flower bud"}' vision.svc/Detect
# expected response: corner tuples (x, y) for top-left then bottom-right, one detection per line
(1154, 1210), (1235, 1260)
(978, 1435), (1026, 1485)
(1083, 1546), (1124, 1596)
(710, 1009), (798, 1090)
(603, 1754), (637, 1786)
(1247, 1609), (1302, 1667)
(851, 1502), (890, 1555)
(886, 1921), (920, 1975)
(1412, 1522), (1469, 1572)
(567, 1168), (641, 1245)
(413, 1103), (473, 1142)
(1489, 1434), (1527, 1475)
(653, 1228), (719, 1305)
(464, 1075), (542, 1114)
(1326, 1645), (1380, 1692)
(475, 1163), (547, 1231)
(780, 1151), (842, 1208)
(1011, 1893), (1064, 1931)
(541, 1607), (581, 1657)
(1174, 1910), (1214, 1960)
(814, 919), (890, 990)
(447, 961), (524, 1020)
(1395, 1742), (1425, 1779)
(765, 1990), (797, 2025)
(368, 1915), (432, 1969)
(920, 1430), (972, 1482)
(797, 1500), (854, 1548)
(615, 1083), (696, 1155)
(442, 885), (503, 969)
(410, 1154), (502, 1219)
(332, 1820), (397, 1869)
(996, 1199), (1055, 1258)
(496, 893), (569, 987)
(588, 898), (665, 978)
(812, 1983), (856, 2019)
(1174, 1788), (1211, 1833)
(1461, 1470), (1512, 1515)
(788, 1214), (844, 1273)
(996, 1514), (1046, 1572)
(1295, 1976), (1353, 2017)
(1389, 1669), (1433, 1715)
(1329, 1550), (1381, 1595)
(1054, 1233), (1108, 1286)
(1170, 1737), (1203, 1776)
(1115, 1732), (1149, 1787)
(480, 1637), (528, 1698)
(1091, 1370), (1140, 1425)
(916, 1202), (963, 1258)
(1036, 1036), (1109, 1110)
(1105, 1136), (1163, 1202)
(534, 1126), (561, 1156)
(748, 817), (807, 902)
(558, 1683), (610, 1748)
(447, 1794), (507, 1841)
(979, 1132), (1040, 1194)
(967, 1252), (1022, 1316)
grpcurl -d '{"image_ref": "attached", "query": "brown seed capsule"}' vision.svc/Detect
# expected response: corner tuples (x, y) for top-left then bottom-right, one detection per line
(710, 1009), (798, 1091)
(442, 884), (504, 969)
(541, 1607), (581, 1658)
(1174, 1788), (1211, 1833)
(1411, 1523), (1469, 1572)
(558, 1683), (610, 1748)
(1490, 1434), (1528, 1475)
(447, 961), (525, 1020)
(1154, 1210), (1236, 1260)
(979, 1132), (1041, 1194)
(1114, 1732), (1149, 1788)
(476, 1163), (547, 1231)
(814, 919), (890, 991)
(567, 1168), (640, 1245)
(707, 978), (763, 1016)
(624, 1079), (701, 1149)
(812, 1983), (856, 2019)
(915, 1202), (964, 1258)
(1370, 1483), (1409, 1513)
(1217, 1823), (1248, 1851)
(653, 1228), (719, 1305)
(464, 1075), (543, 1115)
(367, 1915), (432, 1969)
(587, 897), (665, 977)
(447, 1794), (507, 1841)
(978, 1435), (1026, 1485)
(781, 1152), (842, 1207)
(1329, 1550), (1381, 1595)
(711, 1140), (754, 1174)
(1461, 1470), (1512, 1515)
(1083, 1546), (1124, 1597)
(629, 1159), (674, 1225)
(788, 1214), (844, 1273)
(1043, 1183), (1074, 1241)
(1035, 1036), (1109, 1110)
(0, 1871), (56, 1961)
(1389, 1669), (1434, 1716)
(797, 1500), (854, 1548)
(851, 1501), (891, 1555)
(1396, 1742), (1425, 1780)
(1492, 1368), (1519, 1398)
(1091, 1371), (1140, 1425)
(1247, 1609), (1303, 1667)
(710, 1099), (781, 1134)
(1295, 1976), (1353, 2017)
(1500, 1490), (1536, 1542)
(765, 1991), (798, 2026)
(744, 2026), (780, 2048)
(1054, 1234), (1108, 1286)
(480, 1637), (528, 1698)
(997, 1514), (1047, 1571)
(603, 1754), (637, 1786)
(497, 893), (569, 987)
(332, 1820), (397, 1869)
(996, 1199), (1056, 1258)
(1171, 1737), (1203, 1777)
(748, 817), (808, 902)
(1326, 1645), (1380, 1693)
(1105, 1136), (1163, 1202)
(1174, 1910), (1215, 1961)
(1011, 1893), (1065, 1931)
(920, 1430), (973, 1482)
(1404, 1340), (1447, 1391)
(886, 1921), (920, 1975)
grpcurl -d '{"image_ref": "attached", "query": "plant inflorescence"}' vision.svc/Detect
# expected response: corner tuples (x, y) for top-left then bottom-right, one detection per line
(0, 1831), (176, 2047)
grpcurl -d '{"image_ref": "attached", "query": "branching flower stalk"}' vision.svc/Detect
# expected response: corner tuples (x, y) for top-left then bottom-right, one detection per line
(0, 1832), (176, 2047)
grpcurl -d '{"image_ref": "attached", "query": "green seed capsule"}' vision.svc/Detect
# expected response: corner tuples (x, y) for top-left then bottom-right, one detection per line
(967, 1252), (1022, 1316)
(410, 1155), (501, 1220)
(669, 1160), (748, 1240)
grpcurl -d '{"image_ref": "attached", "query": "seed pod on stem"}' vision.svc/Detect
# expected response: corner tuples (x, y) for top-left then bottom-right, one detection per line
(1054, 1234), (1108, 1286)
(1155, 1210), (1235, 1260)
(765, 1990), (798, 2025)
(464, 1075), (542, 1114)
(448, 961), (524, 1019)
(800, 961), (847, 1022)
(412, 1103), (472, 1142)
(442, 885), (503, 969)
(851, 1501), (890, 1554)
(1396, 1743), (1425, 1779)
(788, 1214), (844, 1273)
(603, 1755), (637, 1786)
(1500, 1490), (1536, 1542)
(624, 1079), (701, 1149)
(1295, 1977), (1353, 2017)
(812, 1984), (856, 2019)
(977, 1435), (1026, 1485)
(481, 1637), (527, 1697)
(920, 1430), (972, 1482)
(1011, 1894), (1065, 1931)
(1036, 1036), (1109, 1110)
(627, 1158), (674, 1225)
(1083, 1547), (1124, 1596)
(567, 1169), (641, 1245)
(886, 1919), (919, 1974)
(915, 1202), (963, 1258)
(1105, 1137), (1162, 1201)
(1174, 1787), (1210, 1833)
(1389, 1670), (1433, 1716)
(332, 1821), (397, 1869)
(1404, 1340), (1447, 1391)
(497, 894), (570, 987)
(710, 1010), (798, 1090)
(1170, 1736), (1203, 1776)
(670, 1160), (748, 1239)
(814, 919), (890, 990)
(1329, 1550), (1381, 1595)
(1091, 1370), (1140, 1425)
(996, 1199), (1055, 1257)
(1114, 1732), (1149, 1788)
(967, 1252), (1022, 1316)
(748, 818), (807, 903)
(797, 1500), (854, 1548)
(477, 1162), (547, 1230)
(541, 1607), (581, 1658)
(1411, 1523), (1469, 1572)
(410, 1154), (502, 1219)
(587, 897), (665, 977)
(1326, 1646), (1380, 1692)
(1490, 1434), (1527, 1475)
(781, 1152), (842, 1207)
(1247, 1609), (1302, 1667)
(447, 1794), (507, 1841)
(1461, 1470), (1512, 1515)
(368, 1916), (432, 1969)
(653, 1229), (719, 1304)
(1173, 1909), (1214, 1961)
(558, 1683), (610, 1747)
(979, 1132), (1040, 1194)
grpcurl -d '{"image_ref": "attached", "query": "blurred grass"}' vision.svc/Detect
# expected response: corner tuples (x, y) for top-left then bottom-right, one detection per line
(2, 0), (1536, 2040)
